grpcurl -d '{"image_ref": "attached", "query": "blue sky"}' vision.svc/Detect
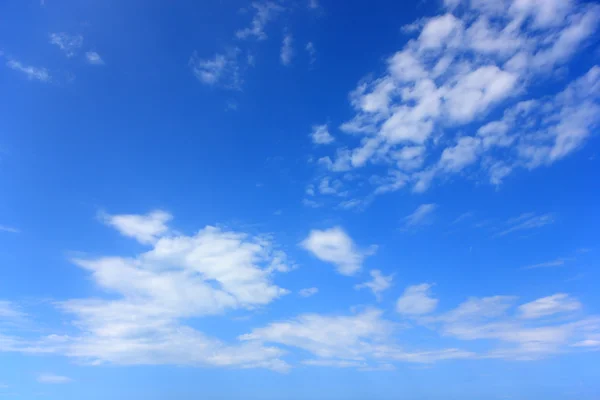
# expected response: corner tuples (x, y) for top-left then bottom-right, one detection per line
(1, 0), (600, 398)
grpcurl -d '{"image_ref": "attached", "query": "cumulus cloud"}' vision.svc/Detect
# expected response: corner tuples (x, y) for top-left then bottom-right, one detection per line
(396, 284), (438, 315)
(99, 210), (172, 244)
(355, 270), (394, 301)
(301, 227), (373, 275)
(308, 0), (600, 198)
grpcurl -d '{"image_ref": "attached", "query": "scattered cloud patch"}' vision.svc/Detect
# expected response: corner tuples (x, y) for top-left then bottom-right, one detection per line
(355, 270), (394, 301)
(236, 2), (283, 40)
(518, 294), (582, 319)
(6, 59), (50, 82)
(306, 0), (600, 198)
(497, 212), (555, 236)
(280, 34), (293, 66)
(311, 124), (334, 145)
(99, 210), (172, 244)
(49, 33), (83, 57)
(85, 51), (104, 65)
(397, 284), (438, 315)
(403, 204), (437, 228)
(522, 258), (568, 270)
(190, 49), (241, 89)
(301, 227), (373, 276)
(37, 374), (72, 384)
(0, 225), (20, 234)
(299, 287), (319, 297)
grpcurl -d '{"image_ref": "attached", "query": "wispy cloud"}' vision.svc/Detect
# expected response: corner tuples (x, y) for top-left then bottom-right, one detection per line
(306, 42), (316, 65)
(189, 49), (241, 89)
(236, 2), (283, 40)
(310, 124), (334, 145)
(280, 34), (293, 66)
(403, 204), (437, 228)
(497, 212), (555, 236)
(0, 225), (19, 234)
(355, 270), (394, 301)
(522, 258), (569, 270)
(49, 33), (83, 57)
(37, 374), (72, 384)
(452, 211), (474, 225)
(6, 59), (50, 82)
(299, 287), (318, 297)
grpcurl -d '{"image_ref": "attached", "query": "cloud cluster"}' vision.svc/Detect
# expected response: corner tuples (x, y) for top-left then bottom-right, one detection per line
(308, 0), (600, 204)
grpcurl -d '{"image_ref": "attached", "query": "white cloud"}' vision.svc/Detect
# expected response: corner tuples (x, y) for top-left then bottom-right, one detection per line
(0, 213), (292, 371)
(497, 212), (554, 236)
(355, 270), (394, 301)
(189, 49), (241, 89)
(49, 33), (83, 57)
(396, 284), (438, 315)
(300, 227), (372, 276)
(518, 294), (582, 319)
(403, 204), (437, 228)
(236, 2), (283, 40)
(37, 374), (72, 384)
(522, 258), (567, 270)
(99, 210), (172, 244)
(6, 59), (50, 82)
(0, 225), (20, 233)
(0, 301), (25, 320)
(305, 0), (600, 198)
(85, 51), (104, 65)
(310, 124), (334, 144)
(306, 42), (316, 64)
(299, 287), (319, 297)
(308, 0), (319, 9)
(280, 34), (293, 66)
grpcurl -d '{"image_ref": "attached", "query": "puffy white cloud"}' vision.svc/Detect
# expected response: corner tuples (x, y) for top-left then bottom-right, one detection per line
(37, 374), (72, 384)
(403, 204), (437, 228)
(299, 287), (319, 297)
(99, 210), (172, 244)
(305, 0), (600, 198)
(518, 294), (581, 319)
(49, 33), (83, 57)
(310, 124), (334, 144)
(396, 284), (438, 315)
(280, 34), (293, 66)
(355, 270), (394, 301)
(6, 59), (50, 82)
(85, 51), (104, 65)
(301, 227), (372, 276)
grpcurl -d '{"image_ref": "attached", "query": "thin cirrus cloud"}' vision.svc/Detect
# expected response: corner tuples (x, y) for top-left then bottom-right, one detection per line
(0, 225), (20, 234)
(299, 287), (319, 297)
(300, 227), (374, 276)
(304, 0), (600, 202)
(403, 203), (437, 228)
(37, 374), (72, 384)
(5, 59), (50, 82)
(496, 212), (555, 237)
